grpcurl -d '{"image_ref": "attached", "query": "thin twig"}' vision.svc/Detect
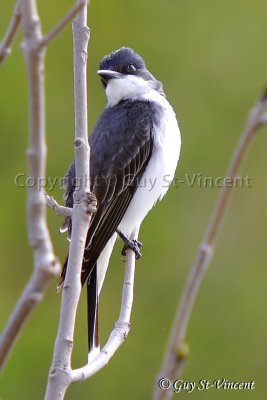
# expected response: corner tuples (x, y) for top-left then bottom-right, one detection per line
(45, 193), (73, 217)
(154, 88), (267, 400)
(0, 2), (21, 64)
(71, 249), (136, 382)
(40, 0), (88, 48)
(0, 0), (60, 370)
(45, 5), (92, 399)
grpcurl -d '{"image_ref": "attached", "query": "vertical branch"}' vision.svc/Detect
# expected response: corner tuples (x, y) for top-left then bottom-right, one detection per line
(0, 0), (60, 370)
(154, 90), (267, 400)
(45, 4), (91, 400)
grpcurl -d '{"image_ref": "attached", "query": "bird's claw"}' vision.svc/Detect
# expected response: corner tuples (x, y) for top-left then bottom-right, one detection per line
(121, 239), (142, 259)
(85, 192), (97, 214)
(117, 229), (143, 259)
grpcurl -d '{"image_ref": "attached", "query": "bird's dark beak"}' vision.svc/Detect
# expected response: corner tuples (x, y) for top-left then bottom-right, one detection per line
(97, 70), (122, 85)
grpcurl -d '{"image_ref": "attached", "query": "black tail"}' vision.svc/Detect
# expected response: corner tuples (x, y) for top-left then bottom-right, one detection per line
(87, 265), (99, 353)
(59, 256), (99, 354)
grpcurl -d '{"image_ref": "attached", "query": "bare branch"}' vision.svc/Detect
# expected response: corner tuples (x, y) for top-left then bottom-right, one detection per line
(0, 264), (58, 369)
(40, 0), (88, 48)
(154, 88), (267, 400)
(45, 193), (73, 217)
(0, 2), (21, 64)
(45, 5), (92, 399)
(0, 0), (60, 370)
(71, 249), (136, 382)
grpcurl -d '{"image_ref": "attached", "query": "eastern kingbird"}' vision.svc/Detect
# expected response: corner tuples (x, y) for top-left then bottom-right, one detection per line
(60, 47), (181, 360)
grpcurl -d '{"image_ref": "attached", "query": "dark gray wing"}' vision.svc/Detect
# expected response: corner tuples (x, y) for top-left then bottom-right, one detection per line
(60, 99), (155, 285)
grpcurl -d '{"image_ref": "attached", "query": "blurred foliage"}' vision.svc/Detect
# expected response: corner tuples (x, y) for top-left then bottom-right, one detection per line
(0, 0), (267, 399)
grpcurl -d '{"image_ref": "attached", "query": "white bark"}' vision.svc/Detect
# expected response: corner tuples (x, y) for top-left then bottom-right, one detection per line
(45, 194), (73, 217)
(71, 249), (136, 382)
(45, 5), (92, 400)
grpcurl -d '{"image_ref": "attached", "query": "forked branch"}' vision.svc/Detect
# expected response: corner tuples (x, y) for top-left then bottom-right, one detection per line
(0, 0), (87, 371)
(45, 4), (138, 398)
(0, 0), (60, 370)
(40, 0), (88, 48)
(71, 249), (136, 382)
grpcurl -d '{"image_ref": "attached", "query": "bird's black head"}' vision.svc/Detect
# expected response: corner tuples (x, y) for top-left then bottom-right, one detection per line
(100, 47), (145, 79)
(98, 47), (160, 88)
(97, 47), (164, 106)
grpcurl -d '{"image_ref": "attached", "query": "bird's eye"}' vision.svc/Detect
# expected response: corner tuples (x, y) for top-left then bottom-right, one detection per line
(127, 64), (136, 73)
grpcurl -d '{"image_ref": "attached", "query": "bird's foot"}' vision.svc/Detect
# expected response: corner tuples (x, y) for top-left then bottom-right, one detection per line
(121, 239), (142, 259)
(117, 229), (142, 259)
(84, 192), (97, 214)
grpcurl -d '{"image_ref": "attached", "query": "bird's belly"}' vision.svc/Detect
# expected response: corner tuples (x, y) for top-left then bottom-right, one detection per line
(119, 102), (181, 238)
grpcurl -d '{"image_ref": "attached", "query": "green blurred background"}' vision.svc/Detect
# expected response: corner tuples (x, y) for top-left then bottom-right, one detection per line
(1, 0), (267, 399)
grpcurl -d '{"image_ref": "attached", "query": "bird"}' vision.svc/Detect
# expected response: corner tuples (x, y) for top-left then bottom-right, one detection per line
(59, 47), (181, 361)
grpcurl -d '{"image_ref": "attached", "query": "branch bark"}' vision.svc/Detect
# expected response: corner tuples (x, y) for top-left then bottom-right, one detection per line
(44, 5), (92, 399)
(0, 2), (21, 64)
(45, 193), (73, 217)
(71, 249), (136, 382)
(154, 88), (267, 400)
(0, 0), (60, 370)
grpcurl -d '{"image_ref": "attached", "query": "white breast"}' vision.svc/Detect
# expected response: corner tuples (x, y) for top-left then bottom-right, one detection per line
(97, 89), (180, 293)
(118, 90), (181, 238)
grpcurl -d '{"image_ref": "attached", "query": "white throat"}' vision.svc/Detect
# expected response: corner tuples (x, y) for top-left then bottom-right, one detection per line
(105, 75), (155, 107)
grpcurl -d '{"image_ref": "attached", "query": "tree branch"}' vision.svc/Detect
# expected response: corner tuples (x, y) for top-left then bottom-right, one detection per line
(0, 2), (21, 64)
(0, 265), (58, 369)
(154, 87), (267, 400)
(45, 5), (92, 399)
(71, 249), (136, 382)
(40, 0), (88, 48)
(0, 0), (60, 370)
(45, 193), (73, 217)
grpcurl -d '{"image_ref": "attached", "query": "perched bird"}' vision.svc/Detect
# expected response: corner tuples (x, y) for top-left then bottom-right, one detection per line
(60, 47), (181, 360)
